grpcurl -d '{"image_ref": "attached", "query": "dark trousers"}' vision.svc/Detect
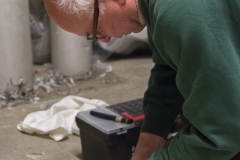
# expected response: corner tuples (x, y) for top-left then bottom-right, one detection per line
(231, 152), (240, 160)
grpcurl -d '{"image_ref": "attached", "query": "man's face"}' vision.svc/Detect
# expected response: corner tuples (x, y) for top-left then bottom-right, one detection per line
(45, 0), (144, 43)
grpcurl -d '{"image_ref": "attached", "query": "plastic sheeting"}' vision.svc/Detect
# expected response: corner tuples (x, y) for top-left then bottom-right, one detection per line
(29, 0), (51, 64)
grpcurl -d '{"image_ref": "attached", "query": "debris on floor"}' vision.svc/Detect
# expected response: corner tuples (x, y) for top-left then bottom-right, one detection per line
(0, 61), (114, 108)
(26, 152), (45, 160)
(0, 78), (39, 108)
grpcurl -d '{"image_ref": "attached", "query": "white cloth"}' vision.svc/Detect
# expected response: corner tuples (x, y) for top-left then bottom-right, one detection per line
(17, 95), (108, 141)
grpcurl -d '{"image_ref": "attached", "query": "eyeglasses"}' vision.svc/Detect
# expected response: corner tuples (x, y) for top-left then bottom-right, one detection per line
(86, 0), (100, 40)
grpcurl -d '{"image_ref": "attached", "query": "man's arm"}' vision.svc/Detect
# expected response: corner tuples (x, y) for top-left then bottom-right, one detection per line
(131, 61), (185, 160)
(131, 132), (165, 160)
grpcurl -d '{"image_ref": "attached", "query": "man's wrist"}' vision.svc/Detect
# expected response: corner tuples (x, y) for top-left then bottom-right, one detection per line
(137, 132), (165, 149)
(131, 132), (165, 160)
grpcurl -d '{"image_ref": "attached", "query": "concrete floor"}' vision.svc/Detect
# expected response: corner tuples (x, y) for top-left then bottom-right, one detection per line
(0, 52), (153, 160)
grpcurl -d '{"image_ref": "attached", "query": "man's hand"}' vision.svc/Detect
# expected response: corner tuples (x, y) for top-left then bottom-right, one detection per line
(131, 132), (165, 160)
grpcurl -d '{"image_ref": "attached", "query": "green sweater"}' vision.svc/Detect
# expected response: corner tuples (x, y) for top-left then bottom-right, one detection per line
(139, 0), (240, 159)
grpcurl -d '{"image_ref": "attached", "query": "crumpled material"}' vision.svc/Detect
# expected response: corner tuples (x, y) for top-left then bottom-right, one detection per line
(17, 95), (108, 141)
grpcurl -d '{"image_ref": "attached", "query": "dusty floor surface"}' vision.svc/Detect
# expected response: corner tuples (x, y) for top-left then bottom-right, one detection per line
(0, 52), (153, 160)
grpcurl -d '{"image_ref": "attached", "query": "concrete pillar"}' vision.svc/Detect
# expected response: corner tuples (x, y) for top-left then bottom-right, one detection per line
(0, 0), (33, 92)
(50, 20), (92, 79)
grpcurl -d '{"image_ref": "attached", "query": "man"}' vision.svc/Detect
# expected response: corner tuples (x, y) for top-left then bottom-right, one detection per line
(44, 0), (240, 159)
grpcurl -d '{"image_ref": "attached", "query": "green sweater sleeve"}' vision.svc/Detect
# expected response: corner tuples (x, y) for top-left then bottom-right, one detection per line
(142, 63), (185, 138)
(139, 0), (240, 159)
(141, 34), (185, 138)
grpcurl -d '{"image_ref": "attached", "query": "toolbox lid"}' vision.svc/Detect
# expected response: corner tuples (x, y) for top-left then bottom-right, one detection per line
(76, 108), (135, 135)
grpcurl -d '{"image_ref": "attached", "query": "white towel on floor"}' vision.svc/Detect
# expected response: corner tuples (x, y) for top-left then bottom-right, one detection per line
(17, 95), (108, 141)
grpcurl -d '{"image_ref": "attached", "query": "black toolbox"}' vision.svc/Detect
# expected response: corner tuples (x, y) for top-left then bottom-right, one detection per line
(76, 107), (141, 160)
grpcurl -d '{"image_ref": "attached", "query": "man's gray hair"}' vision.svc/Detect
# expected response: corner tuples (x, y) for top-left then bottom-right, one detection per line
(54, 0), (104, 15)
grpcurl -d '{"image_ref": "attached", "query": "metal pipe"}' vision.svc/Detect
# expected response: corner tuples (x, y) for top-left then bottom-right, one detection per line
(0, 0), (33, 92)
(50, 20), (92, 79)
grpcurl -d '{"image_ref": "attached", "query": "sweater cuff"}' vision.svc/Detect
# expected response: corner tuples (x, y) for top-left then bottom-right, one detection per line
(141, 107), (175, 139)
